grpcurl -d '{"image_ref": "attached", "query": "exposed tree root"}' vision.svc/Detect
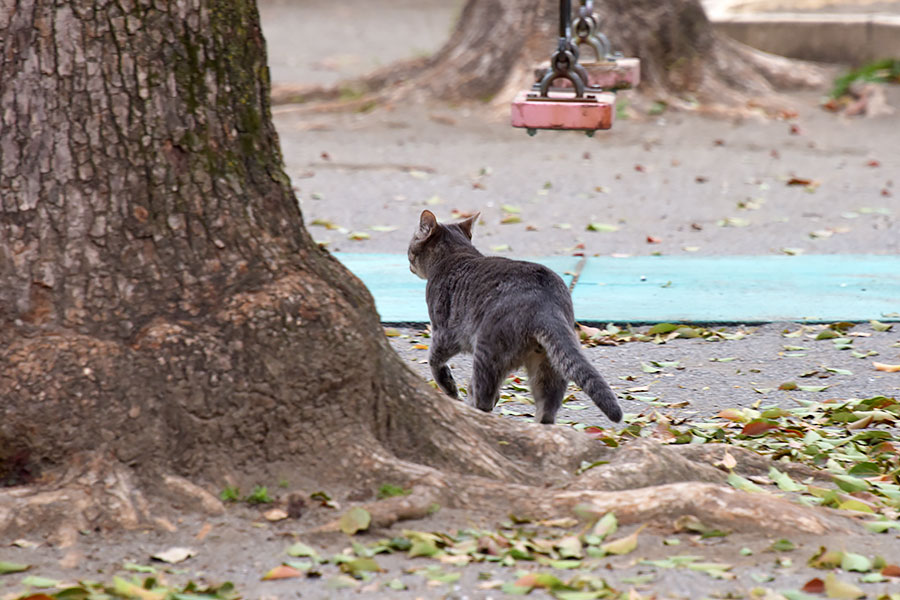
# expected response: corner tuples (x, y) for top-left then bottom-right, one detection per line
(305, 439), (855, 536)
(0, 453), (158, 546)
(537, 482), (852, 534)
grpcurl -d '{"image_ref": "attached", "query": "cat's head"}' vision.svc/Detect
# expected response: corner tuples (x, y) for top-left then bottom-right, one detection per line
(408, 210), (479, 280)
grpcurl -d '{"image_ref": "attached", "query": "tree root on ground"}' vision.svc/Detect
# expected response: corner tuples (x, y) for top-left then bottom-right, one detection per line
(2, 431), (860, 544)
(305, 438), (857, 536)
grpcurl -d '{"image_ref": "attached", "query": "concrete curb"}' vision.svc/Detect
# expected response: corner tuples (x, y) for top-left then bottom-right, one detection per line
(712, 13), (900, 63)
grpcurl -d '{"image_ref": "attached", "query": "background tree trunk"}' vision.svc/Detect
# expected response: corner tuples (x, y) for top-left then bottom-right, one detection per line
(273, 0), (825, 109)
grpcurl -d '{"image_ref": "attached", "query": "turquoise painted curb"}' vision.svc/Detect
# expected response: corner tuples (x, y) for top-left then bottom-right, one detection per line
(333, 253), (900, 324)
(573, 255), (900, 324)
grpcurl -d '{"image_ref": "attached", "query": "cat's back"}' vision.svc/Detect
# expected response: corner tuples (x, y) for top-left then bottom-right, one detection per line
(428, 254), (571, 322)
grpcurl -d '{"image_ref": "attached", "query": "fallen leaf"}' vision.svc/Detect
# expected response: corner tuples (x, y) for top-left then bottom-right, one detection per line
(882, 564), (900, 577)
(802, 577), (825, 593)
(514, 572), (564, 590)
(586, 222), (619, 232)
(264, 508), (288, 522)
(769, 538), (796, 552)
(870, 320), (893, 332)
(823, 572), (864, 599)
(769, 467), (805, 492)
(338, 506), (371, 535)
(727, 473), (766, 493)
(717, 217), (750, 227)
(286, 541), (321, 560)
(0, 561), (30, 574)
(262, 565), (304, 581)
(840, 551), (872, 572)
(646, 235), (662, 244)
(113, 576), (166, 600)
(719, 451), (737, 470)
(338, 557), (383, 577)
(19, 576), (60, 589)
(809, 547), (845, 569)
(310, 218), (340, 230)
(600, 524), (646, 555)
(591, 511), (618, 539)
(786, 177), (812, 186)
(151, 547), (195, 564)
(741, 420), (778, 436)
(195, 522), (213, 541)
(873, 362), (900, 372)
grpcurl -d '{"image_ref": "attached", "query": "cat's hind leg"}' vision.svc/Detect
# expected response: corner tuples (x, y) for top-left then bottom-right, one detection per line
(526, 353), (567, 424)
(470, 342), (506, 413)
(429, 332), (461, 399)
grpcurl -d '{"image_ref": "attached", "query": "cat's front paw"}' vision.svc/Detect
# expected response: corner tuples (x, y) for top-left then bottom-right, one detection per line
(434, 366), (459, 399)
(438, 381), (459, 399)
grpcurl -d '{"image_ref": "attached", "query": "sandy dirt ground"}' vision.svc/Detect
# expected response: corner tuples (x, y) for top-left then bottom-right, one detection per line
(3, 2), (900, 600)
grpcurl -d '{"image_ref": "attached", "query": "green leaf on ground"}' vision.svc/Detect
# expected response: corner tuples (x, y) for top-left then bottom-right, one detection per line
(19, 576), (60, 588)
(823, 572), (864, 599)
(600, 525), (645, 555)
(585, 222), (618, 232)
(286, 542), (320, 561)
(769, 538), (796, 552)
(0, 562), (30, 575)
(769, 467), (806, 492)
(339, 507), (371, 535)
(840, 552), (873, 573)
(727, 473), (766, 493)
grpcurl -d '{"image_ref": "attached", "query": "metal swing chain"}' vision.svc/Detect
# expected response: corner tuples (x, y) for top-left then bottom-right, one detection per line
(572, 0), (612, 62)
(535, 0), (590, 97)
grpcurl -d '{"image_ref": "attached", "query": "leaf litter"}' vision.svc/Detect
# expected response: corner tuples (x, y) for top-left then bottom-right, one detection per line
(13, 321), (900, 600)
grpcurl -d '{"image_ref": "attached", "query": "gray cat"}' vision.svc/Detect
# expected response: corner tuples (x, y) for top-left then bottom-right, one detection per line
(408, 210), (622, 425)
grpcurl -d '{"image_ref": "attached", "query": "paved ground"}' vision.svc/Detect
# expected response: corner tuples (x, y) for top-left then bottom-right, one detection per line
(387, 321), (900, 428)
(5, 4), (900, 600)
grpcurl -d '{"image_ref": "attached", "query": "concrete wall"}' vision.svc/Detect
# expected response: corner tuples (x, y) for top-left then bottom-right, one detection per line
(714, 13), (900, 64)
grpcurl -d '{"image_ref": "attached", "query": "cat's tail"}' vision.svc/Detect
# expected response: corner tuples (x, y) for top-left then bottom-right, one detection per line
(536, 322), (623, 423)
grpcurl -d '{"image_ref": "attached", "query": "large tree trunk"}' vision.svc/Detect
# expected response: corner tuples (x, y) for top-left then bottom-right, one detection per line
(1, 0), (849, 542)
(272, 0), (826, 110)
(0, 0), (599, 531)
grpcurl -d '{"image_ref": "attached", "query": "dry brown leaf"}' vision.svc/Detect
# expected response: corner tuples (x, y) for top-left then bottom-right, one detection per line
(195, 522), (213, 541)
(873, 362), (900, 372)
(264, 508), (289, 522)
(802, 577), (825, 593)
(261, 565), (304, 580)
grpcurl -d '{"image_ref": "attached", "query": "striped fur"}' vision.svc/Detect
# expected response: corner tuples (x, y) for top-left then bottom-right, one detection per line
(408, 210), (622, 425)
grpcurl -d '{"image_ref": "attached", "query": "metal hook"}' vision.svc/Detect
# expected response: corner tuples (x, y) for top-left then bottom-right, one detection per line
(572, 0), (612, 61)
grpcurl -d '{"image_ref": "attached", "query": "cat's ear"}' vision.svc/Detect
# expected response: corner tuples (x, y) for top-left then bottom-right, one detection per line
(458, 212), (479, 240)
(416, 210), (438, 241)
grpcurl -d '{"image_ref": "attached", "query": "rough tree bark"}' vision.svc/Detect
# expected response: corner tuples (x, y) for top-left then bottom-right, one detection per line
(272, 0), (826, 111)
(1, 0), (849, 542)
